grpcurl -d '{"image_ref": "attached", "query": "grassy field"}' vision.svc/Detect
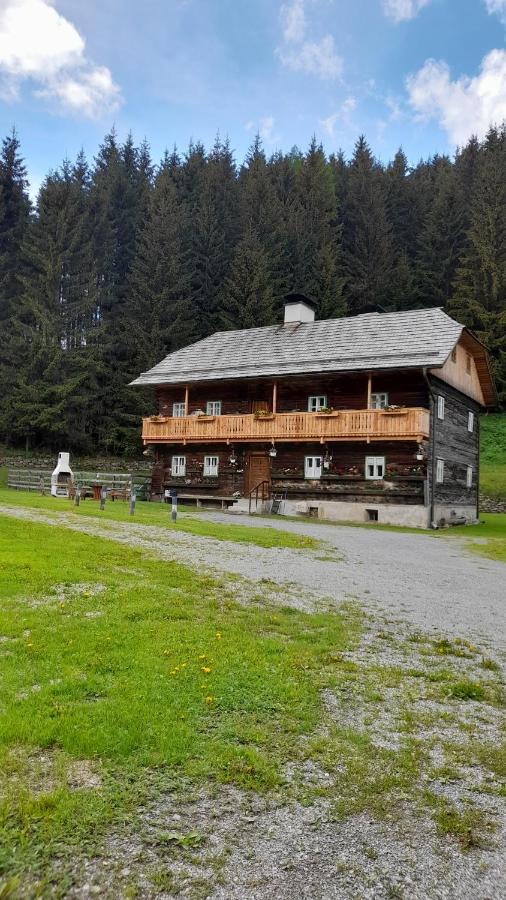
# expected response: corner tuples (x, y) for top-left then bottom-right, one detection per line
(0, 514), (358, 892)
(0, 486), (319, 552)
(0, 504), (504, 894)
(481, 413), (506, 500)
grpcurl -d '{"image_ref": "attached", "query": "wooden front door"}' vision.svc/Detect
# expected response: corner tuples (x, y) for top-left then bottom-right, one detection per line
(245, 452), (271, 495)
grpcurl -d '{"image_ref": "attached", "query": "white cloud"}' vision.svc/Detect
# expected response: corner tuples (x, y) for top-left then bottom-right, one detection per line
(320, 96), (356, 136)
(484, 0), (506, 23)
(0, 0), (121, 117)
(259, 115), (275, 140)
(406, 49), (506, 145)
(277, 0), (342, 81)
(280, 0), (305, 42)
(279, 34), (343, 80)
(244, 115), (277, 144)
(382, 0), (430, 22)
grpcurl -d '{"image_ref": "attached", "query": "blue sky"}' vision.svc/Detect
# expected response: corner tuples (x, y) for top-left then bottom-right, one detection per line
(0, 0), (505, 194)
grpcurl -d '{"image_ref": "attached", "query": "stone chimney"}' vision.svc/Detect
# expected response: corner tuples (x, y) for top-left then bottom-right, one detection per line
(283, 293), (316, 325)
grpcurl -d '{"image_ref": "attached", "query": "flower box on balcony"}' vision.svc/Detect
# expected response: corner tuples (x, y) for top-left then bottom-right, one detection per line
(149, 415), (168, 423)
(315, 411), (340, 418)
(381, 409), (409, 415)
(194, 415), (216, 421)
(253, 413), (275, 421)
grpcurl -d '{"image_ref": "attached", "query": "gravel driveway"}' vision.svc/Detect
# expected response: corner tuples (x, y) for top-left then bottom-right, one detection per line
(1, 503), (504, 650)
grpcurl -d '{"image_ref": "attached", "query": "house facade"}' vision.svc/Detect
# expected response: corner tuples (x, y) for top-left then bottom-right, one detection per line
(131, 298), (496, 527)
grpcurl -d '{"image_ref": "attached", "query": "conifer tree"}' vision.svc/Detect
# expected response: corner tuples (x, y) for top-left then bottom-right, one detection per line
(220, 227), (275, 330)
(343, 136), (394, 312)
(0, 129), (31, 443)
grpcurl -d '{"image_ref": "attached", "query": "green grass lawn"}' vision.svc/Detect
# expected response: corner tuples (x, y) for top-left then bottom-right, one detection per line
(0, 486), (320, 552)
(481, 413), (506, 500)
(447, 512), (506, 562)
(0, 506), (503, 893)
(0, 514), (359, 890)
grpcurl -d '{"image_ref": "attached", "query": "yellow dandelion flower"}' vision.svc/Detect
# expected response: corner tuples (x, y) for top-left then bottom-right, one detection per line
(170, 670), (177, 675)
(27, 642), (33, 648)
(215, 632), (222, 639)
(201, 666), (211, 673)
(205, 695), (214, 704)
(82, 591), (90, 597)
(180, 662), (187, 668)
(163, 649), (171, 656)
(198, 654), (206, 660)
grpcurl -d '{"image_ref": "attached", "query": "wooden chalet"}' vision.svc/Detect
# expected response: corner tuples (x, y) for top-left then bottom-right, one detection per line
(131, 297), (496, 527)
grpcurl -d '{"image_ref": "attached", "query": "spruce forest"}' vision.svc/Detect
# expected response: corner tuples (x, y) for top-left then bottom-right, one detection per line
(0, 126), (504, 456)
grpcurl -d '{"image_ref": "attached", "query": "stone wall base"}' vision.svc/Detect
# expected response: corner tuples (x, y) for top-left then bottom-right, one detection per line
(432, 504), (478, 526)
(279, 499), (431, 528)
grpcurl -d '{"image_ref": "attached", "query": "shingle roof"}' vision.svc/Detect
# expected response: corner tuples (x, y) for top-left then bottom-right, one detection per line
(131, 307), (465, 386)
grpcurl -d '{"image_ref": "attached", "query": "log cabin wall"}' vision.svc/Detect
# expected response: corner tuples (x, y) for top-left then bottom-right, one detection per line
(156, 370), (429, 416)
(428, 377), (481, 516)
(152, 440), (426, 504)
(153, 444), (246, 496)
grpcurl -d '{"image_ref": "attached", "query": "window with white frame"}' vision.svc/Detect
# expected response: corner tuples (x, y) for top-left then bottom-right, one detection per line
(468, 411), (474, 433)
(466, 465), (473, 488)
(365, 456), (385, 480)
(206, 401), (222, 415)
(437, 396), (445, 420)
(308, 395), (327, 412)
(304, 456), (322, 479)
(172, 402), (186, 417)
(171, 455), (186, 476)
(436, 458), (445, 483)
(203, 455), (219, 476)
(371, 392), (388, 409)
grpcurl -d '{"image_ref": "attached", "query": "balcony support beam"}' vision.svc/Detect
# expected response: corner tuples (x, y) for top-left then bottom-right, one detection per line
(272, 381), (277, 415)
(184, 385), (189, 416)
(367, 373), (372, 409)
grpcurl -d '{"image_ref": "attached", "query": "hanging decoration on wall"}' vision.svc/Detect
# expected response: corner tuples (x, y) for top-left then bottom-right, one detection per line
(268, 441), (277, 458)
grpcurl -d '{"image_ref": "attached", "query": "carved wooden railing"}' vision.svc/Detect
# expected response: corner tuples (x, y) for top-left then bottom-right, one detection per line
(248, 480), (272, 514)
(142, 408), (430, 444)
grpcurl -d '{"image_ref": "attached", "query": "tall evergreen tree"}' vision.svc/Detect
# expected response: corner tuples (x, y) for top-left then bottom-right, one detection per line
(450, 127), (506, 402)
(220, 227), (275, 330)
(0, 129), (31, 443)
(343, 136), (394, 312)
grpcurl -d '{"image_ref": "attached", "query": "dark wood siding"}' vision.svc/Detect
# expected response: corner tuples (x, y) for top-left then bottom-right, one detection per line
(153, 440), (426, 504)
(157, 370), (429, 416)
(428, 377), (480, 510)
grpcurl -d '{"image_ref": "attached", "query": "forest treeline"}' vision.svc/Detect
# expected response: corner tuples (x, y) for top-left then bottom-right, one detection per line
(0, 126), (504, 455)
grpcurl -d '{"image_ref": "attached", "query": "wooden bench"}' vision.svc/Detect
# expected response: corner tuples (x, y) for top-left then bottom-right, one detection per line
(174, 493), (237, 510)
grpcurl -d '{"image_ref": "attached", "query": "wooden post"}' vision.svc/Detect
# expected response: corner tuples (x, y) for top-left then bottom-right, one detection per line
(184, 385), (189, 416)
(366, 374), (372, 444)
(129, 493), (136, 516)
(272, 381), (277, 415)
(171, 490), (178, 522)
(74, 486), (81, 507)
(100, 487), (106, 511)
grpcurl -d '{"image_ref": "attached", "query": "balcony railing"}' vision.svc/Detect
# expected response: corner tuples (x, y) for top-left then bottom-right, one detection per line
(142, 407), (430, 444)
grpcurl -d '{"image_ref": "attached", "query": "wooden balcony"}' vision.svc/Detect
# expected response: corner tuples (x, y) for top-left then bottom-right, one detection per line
(142, 407), (430, 444)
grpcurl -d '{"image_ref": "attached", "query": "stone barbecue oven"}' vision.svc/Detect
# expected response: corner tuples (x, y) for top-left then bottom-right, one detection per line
(51, 452), (74, 497)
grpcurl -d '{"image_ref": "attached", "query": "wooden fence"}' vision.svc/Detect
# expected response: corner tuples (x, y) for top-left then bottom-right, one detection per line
(7, 468), (151, 497)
